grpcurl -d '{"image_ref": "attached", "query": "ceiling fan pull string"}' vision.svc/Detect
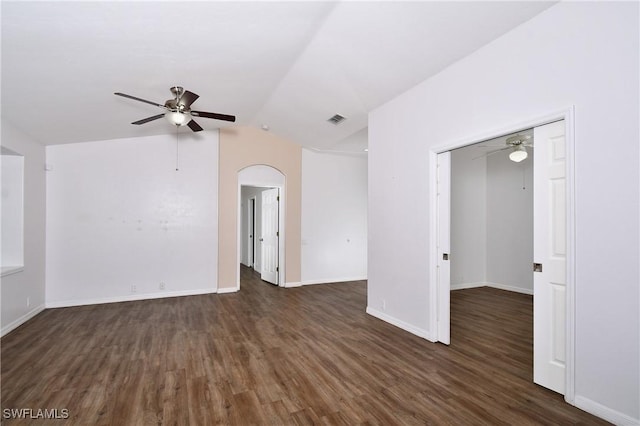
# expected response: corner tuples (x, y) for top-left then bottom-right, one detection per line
(176, 126), (179, 171)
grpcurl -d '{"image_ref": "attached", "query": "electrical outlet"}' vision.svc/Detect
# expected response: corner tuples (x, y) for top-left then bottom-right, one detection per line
(131, 285), (137, 293)
(159, 282), (165, 290)
(382, 299), (386, 310)
(26, 297), (30, 308)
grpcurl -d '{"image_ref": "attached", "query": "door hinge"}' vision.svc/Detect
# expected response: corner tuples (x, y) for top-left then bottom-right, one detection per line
(276, 231), (279, 237)
(276, 266), (279, 272)
(277, 195), (280, 201)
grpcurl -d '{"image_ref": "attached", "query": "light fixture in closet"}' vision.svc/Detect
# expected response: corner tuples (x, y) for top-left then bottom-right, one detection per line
(509, 145), (528, 162)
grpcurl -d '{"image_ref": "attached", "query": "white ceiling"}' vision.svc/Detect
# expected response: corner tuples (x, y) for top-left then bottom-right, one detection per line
(1, 1), (554, 152)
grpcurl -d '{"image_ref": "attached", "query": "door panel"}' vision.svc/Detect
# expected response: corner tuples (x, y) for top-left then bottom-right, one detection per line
(261, 188), (279, 285)
(533, 120), (566, 394)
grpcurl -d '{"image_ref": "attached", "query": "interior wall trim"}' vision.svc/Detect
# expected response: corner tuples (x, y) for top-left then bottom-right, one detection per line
(302, 276), (367, 286)
(574, 395), (639, 426)
(1, 304), (46, 337)
(366, 306), (436, 343)
(45, 288), (217, 309)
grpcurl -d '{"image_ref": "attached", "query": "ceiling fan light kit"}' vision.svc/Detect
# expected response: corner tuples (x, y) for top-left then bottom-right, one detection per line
(114, 86), (236, 132)
(509, 145), (528, 162)
(165, 110), (191, 126)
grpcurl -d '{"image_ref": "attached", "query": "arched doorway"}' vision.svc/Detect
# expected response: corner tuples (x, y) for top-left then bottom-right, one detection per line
(237, 165), (285, 289)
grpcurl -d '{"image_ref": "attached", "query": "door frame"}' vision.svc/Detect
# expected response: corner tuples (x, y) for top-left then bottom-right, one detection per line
(428, 107), (576, 404)
(237, 183), (285, 289)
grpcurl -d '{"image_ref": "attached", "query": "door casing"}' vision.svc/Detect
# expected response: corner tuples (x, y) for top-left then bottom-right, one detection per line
(428, 107), (576, 404)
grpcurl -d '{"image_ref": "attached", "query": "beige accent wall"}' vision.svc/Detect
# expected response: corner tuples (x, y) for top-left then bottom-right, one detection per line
(218, 126), (302, 290)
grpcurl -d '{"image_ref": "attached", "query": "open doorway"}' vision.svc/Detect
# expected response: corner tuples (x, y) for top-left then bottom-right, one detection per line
(431, 113), (574, 400)
(448, 129), (535, 393)
(240, 185), (280, 286)
(237, 165), (285, 290)
(450, 129), (534, 296)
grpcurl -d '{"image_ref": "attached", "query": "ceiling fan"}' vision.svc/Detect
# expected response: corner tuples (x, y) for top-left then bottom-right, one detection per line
(114, 86), (236, 132)
(474, 134), (533, 162)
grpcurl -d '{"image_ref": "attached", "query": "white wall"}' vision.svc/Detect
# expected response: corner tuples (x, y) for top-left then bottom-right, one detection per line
(1, 123), (47, 336)
(486, 151), (533, 293)
(1, 151), (25, 269)
(369, 2), (638, 423)
(450, 147), (486, 287)
(46, 132), (219, 306)
(301, 149), (367, 284)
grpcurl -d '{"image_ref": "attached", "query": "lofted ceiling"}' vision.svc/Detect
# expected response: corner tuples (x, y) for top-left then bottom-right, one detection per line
(1, 1), (554, 152)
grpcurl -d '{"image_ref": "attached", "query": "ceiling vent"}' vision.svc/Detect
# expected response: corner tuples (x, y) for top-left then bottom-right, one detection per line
(327, 114), (346, 125)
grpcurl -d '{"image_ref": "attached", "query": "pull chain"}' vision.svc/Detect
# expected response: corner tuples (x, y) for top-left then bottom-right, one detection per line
(175, 125), (179, 171)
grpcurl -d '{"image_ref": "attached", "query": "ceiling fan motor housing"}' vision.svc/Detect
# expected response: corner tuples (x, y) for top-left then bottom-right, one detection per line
(506, 134), (531, 146)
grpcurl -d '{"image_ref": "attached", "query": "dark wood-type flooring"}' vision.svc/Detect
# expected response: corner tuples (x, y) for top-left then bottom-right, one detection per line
(1, 267), (608, 425)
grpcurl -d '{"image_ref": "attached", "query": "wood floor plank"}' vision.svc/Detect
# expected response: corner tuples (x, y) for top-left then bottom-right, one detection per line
(1, 268), (609, 425)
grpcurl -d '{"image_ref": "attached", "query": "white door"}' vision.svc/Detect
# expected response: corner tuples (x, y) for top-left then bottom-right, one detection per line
(247, 198), (255, 268)
(436, 152), (451, 345)
(533, 120), (566, 394)
(260, 188), (279, 285)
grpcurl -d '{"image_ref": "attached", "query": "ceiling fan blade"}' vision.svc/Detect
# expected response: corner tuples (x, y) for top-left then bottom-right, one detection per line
(192, 111), (236, 122)
(114, 92), (165, 109)
(472, 146), (511, 160)
(131, 114), (165, 125)
(486, 146), (511, 156)
(179, 90), (199, 108)
(187, 120), (203, 132)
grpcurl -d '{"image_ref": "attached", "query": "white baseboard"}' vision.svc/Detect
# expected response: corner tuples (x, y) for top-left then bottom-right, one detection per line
(450, 282), (486, 291)
(302, 276), (367, 286)
(1, 304), (46, 337)
(366, 306), (436, 342)
(574, 395), (639, 425)
(217, 286), (239, 294)
(284, 281), (302, 288)
(486, 281), (533, 295)
(46, 288), (218, 308)
(451, 281), (533, 295)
